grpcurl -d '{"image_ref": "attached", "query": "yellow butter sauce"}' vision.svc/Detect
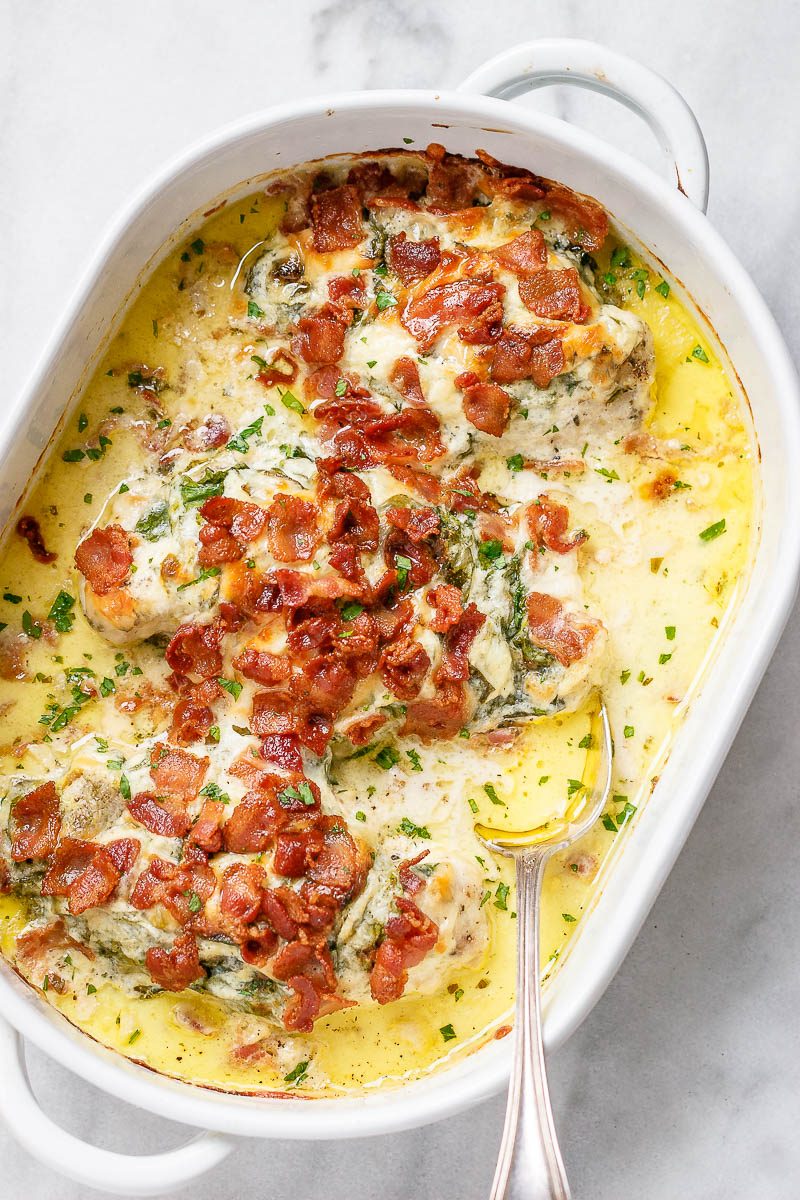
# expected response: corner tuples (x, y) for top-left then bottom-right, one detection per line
(0, 188), (756, 1095)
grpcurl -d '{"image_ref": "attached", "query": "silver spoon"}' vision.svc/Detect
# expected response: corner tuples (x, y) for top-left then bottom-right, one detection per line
(476, 698), (613, 1200)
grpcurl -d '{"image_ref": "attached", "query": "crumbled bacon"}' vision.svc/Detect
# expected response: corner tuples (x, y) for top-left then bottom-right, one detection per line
(526, 592), (598, 666)
(389, 356), (426, 405)
(401, 277), (506, 352)
(491, 325), (565, 388)
(41, 837), (135, 915)
(273, 825), (324, 878)
(527, 496), (587, 554)
(379, 635), (431, 700)
(16, 516), (56, 564)
(402, 682), (467, 740)
(146, 931), (205, 992)
(10, 782), (61, 861)
(317, 398), (445, 469)
(518, 268), (590, 323)
(219, 861), (265, 935)
(291, 308), (347, 365)
(387, 232), (442, 285)
(328, 275), (368, 317)
(255, 349), (298, 389)
(384, 505), (440, 543)
(327, 495), (380, 552)
(165, 620), (224, 680)
(130, 856), (215, 925)
(492, 229), (547, 275)
(265, 495), (321, 563)
(370, 896), (439, 1004)
(233, 647), (292, 687)
(458, 380), (512, 437)
(427, 584), (464, 633)
(15, 920), (94, 964)
(197, 497), (267, 568)
(128, 793), (191, 838)
(437, 602), (486, 685)
(344, 712), (387, 746)
(311, 185), (364, 253)
(188, 800), (225, 853)
(75, 525), (133, 595)
(150, 746), (209, 800)
(398, 850), (430, 895)
(182, 414), (231, 452)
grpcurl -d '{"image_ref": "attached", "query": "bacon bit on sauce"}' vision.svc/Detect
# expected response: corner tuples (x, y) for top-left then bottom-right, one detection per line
(526, 592), (598, 666)
(181, 414), (231, 452)
(310, 185), (364, 253)
(75, 525), (133, 595)
(165, 620), (224, 680)
(150, 746), (209, 800)
(457, 379), (513, 437)
(491, 326), (565, 389)
(379, 635), (431, 701)
(387, 232), (442, 285)
(389, 356), (426, 405)
(255, 349), (298, 389)
(401, 277), (506, 353)
(491, 229), (548, 275)
(518, 268), (590, 323)
(398, 850), (430, 895)
(642, 469), (678, 500)
(128, 792), (192, 838)
(146, 931), (206, 992)
(527, 496), (588, 554)
(265, 496), (321, 563)
(130, 856), (215, 925)
(41, 837), (138, 915)
(10, 782), (61, 861)
(427, 584), (464, 633)
(16, 516), (56, 564)
(370, 896), (439, 1004)
(233, 647), (292, 687)
(291, 308), (348, 365)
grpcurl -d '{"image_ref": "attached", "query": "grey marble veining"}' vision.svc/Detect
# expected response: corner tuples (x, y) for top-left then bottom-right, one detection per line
(0, 1), (798, 1196)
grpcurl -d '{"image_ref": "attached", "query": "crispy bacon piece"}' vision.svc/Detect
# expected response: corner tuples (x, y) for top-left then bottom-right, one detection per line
(75, 525), (133, 595)
(344, 712), (387, 746)
(389, 356), (426, 405)
(272, 940), (347, 1032)
(130, 856), (215, 925)
(384, 526), (438, 589)
(311, 184), (364, 253)
(492, 229), (547, 275)
(15, 920), (94, 964)
(427, 584), (464, 633)
(370, 896), (439, 1004)
(182, 414), (231, 452)
(233, 647), (292, 687)
(526, 592), (598, 666)
(384, 505), (440, 543)
(424, 146), (481, 212)
(170, 694), (214, 746)
(437, 603), (486, 685)
(197, 522), (241, 567)
(187, 800), (225, 854)
(165, 620), (224, 680)
(16, 516), (56, 564)
(128, 792), (191, 838)
(317, 397), (445, 469)
(401, 277), (505, 352)
(261, 887), (302, 939)
(200, 497), (267, 542)
(328, 499), (380, 555)
(491, 326), (565, 389)
(219, 861), (265, 934)
(224, 793), (280, 853)
(527, 496), (587, 554)
(291, 308), (347, 365)
(328, 275), (368, 317)
(541, 180), (608, 251)
(518, 268), (590, 323)
(379, 635), (431, 700)
(265, 495), (321, 563)
(387, 232), (442, 285)
(260, 734), (304, 772)
(398, 850), (430, 896)
(146, 931), (205, 992)
(256, 349), (298, 389)
(306, 816), (369, 903)
(41, 837), (137, 915)
(150, 746), (209, 800)
(273, 825), (325, 878)
(10, 782), (60, 861)
(458, 380), (512, 437)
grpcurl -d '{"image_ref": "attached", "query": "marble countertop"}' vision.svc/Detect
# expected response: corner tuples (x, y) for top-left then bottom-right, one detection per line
(1, 1), (798, 1196)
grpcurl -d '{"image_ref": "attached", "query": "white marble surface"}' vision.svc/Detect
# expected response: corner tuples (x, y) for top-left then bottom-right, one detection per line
(1, 2), (799, 1196)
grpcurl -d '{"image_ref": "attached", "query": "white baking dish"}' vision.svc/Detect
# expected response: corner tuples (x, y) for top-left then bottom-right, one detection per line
(1, 38), (798, 1197)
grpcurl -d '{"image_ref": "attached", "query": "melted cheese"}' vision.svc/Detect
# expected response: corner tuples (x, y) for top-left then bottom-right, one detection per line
(0, 160), (756, 1096)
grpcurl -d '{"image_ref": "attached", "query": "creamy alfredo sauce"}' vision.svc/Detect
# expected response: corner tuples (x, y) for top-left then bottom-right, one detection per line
(0, 150), (755, 1095)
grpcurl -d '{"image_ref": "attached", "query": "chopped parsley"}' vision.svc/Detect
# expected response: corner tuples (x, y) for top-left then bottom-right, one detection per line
(284, 1060), (309, 1085)
(227, 416), (264, 454)
(398, 817), (431, 839)
(478, 539), (504, 568)
(280, 390), (306, 415)
(655, 279), (670, 298)
(22, 611), (41, 639)
(406, 749), (423, 772)
(277, 782), (316, 808)
(665, 626), (676, 640)
(374, 744), (401, 770)
(199, 781), (230, 804)
(135, 501), (171, 542)
(177, 566), (222, 591)
(180, 469), (228, 508)
(506, 453), (525, 472)
(691, 344), (710, 363)
(623, 725), (634, 739)
(375, 290), (397, 311)
(218, 677), (242, 700)
(699, 518), (726, 542)
(439, 1024), (456, 1042)
(247, 300), (265, 319)
(483, 783), (504, 806)
(494, 882), (510, 911)
(119, 774), (131, 801)
(562, 912), (577, 922)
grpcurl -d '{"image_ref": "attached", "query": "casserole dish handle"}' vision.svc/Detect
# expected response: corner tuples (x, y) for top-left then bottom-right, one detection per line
(0, 1019), (236, 1197)
(458, 38), (710, 212)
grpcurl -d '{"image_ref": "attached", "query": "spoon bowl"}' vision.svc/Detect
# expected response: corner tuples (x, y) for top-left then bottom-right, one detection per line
(477, 697), (613, 1200)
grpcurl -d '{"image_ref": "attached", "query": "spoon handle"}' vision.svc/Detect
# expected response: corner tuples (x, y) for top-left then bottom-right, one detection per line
(490, 851), (571, 1200)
